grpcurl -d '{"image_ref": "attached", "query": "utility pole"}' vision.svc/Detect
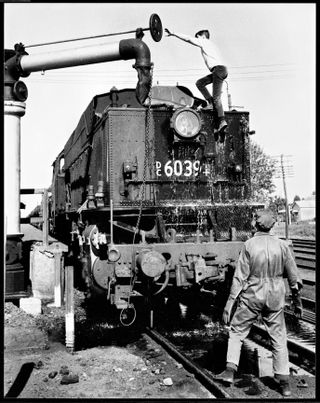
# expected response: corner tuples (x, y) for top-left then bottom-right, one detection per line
(273, 155), (294, 239)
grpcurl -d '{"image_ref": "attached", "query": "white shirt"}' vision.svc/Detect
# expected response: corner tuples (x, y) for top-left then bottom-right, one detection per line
(171, 32), (225, 70)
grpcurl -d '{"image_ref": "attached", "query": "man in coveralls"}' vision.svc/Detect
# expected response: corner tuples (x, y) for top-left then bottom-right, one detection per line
(165, 28), (228, 136)
(214, 210), (303, 397)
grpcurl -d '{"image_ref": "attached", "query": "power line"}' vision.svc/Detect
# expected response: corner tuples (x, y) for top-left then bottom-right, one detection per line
(27, 64), (298, 77)
(26, 71), (298, 85)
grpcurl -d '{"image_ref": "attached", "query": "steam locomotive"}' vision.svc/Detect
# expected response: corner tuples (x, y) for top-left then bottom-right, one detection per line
(50, 78), (261, 323)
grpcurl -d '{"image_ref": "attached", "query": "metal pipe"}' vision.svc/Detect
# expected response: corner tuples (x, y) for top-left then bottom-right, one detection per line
(19, 42), (121, 73)
(110, 198), (114, 245)
(42, 189), (49, 247)
(4, 101), (25, 236)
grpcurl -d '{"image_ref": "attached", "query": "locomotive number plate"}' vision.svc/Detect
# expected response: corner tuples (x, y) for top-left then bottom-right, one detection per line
(156, 160), (203, 177)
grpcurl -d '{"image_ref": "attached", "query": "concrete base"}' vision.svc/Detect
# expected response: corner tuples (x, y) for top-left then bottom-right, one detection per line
(19, 297), (42, 315)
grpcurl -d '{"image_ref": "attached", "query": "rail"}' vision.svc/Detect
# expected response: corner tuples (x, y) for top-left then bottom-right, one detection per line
(145, 327), (230, 398)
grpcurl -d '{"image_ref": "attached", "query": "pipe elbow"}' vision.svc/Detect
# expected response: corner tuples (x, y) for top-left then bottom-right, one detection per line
(119, 38), (152, 68)
(119, 39), (153, 104)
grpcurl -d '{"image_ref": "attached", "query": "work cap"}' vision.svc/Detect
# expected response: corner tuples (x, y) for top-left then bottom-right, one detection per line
(255, 210), (276, 230)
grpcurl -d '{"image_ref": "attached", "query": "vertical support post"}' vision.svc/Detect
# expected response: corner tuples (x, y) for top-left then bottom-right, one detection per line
(150, 309), (154, 328)
(53, 248), (62, 307)
(110, 198), (114, 244)
(65, 265), (74, 352)
(42, 189), (49, 247)
(4, 101), (25, 236)
(209, 229), (214, 242)
(281, 155), (290, 240)
(5, 100), (26, 297)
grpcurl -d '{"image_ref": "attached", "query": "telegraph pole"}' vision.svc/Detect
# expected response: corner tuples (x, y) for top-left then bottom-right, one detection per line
(273, 155), (294, 239)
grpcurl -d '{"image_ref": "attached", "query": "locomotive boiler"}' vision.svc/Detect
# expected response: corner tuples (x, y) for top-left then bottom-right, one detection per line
(50, 81), (262, 322)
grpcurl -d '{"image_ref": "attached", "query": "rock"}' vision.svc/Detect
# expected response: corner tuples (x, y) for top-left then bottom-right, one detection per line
(149, 379), (156, 384)
(113, 367), (122, 372)
(175, 363), (183, 369)
(245, 381), (262, 396)
(48, 371), (58, 379)
(163, 377), (173, 386)
(35, 361), (44, 369)
(59, 366), (69, 375)
(60, 374), (79, 385)
(160, 368), (166, 374)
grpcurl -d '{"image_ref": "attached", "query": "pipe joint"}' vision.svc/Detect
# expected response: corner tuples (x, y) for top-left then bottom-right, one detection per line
(119, 39), (153, 104)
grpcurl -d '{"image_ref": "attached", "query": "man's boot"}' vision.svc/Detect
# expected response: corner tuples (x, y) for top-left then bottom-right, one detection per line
(214, 365), (235, 384)
(201, 96), (214, 110)
(217, 118), (228, 133)
(279, 380), (292, 397)
(275, 374), (291, 397)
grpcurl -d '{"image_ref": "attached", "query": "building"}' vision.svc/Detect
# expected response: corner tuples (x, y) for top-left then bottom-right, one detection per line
(291, 199), (316, 222)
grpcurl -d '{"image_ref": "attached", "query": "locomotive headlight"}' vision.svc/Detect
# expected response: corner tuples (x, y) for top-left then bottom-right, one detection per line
(170, 108), (202, 139)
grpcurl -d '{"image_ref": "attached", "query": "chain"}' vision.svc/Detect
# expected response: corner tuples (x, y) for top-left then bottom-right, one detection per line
(134, 66), (154, 240)
(128, 67), (154, 313)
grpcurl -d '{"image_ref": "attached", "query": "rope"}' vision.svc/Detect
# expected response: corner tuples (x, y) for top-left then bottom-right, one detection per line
(24, 29), (137, 48)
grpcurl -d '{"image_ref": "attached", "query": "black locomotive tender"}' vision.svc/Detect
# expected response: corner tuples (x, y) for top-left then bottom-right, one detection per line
(50, 24), (261, 321)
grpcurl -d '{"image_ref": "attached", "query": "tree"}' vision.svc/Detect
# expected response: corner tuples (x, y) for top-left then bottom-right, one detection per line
(268, 195), (286, 215)
(249, 140), (276, 202)
(293, 195), (301, 202)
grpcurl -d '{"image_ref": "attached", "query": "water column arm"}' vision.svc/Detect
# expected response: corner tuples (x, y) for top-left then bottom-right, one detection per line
(11, 38), (153, 104)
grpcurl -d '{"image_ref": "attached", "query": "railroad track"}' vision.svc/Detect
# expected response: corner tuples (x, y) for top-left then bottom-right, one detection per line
(291, 238), (315, 249)
(146, 327), (231, 398)
(291, 238), (315, 271)
(251, 323), (315, 370)
(147, 317), (315, 399)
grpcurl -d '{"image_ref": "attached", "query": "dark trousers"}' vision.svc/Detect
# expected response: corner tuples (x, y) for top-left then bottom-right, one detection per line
(196, 65), (228, 119)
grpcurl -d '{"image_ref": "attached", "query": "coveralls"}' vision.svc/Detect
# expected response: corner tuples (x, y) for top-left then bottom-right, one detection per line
(226, 231), (301, 376)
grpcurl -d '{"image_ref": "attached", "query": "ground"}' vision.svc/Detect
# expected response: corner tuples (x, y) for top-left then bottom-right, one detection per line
(4, 301), (213, 399)
(4, 298), (315, 399)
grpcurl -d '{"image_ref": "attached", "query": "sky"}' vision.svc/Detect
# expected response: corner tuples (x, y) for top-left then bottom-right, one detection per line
(4, 3), (316, 216)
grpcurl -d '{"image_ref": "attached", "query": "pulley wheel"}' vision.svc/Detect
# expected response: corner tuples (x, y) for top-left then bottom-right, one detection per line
(149, 13), (163, 42)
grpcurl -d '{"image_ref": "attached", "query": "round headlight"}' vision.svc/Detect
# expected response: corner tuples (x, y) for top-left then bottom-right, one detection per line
(171, 108), (202, 139)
